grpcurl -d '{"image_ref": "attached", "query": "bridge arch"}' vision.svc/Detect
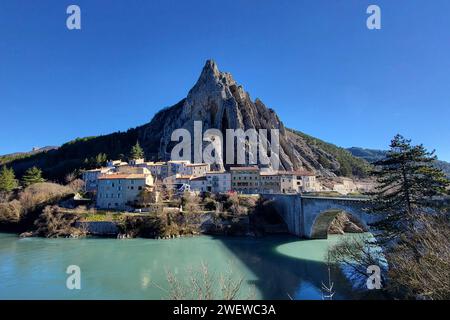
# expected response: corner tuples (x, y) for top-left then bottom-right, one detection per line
(261, 194), (376, 239)
(310, 209), (367, 239)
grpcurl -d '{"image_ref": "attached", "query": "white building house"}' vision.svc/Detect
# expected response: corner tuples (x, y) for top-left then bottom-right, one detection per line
(182, 163), (210, 177)
(189, 176), (208, 192)
(167, 160), (190, 177)
(296, 171), (319, 192)
(106, 159), (128, 167)
(205, 171), (231, 193)
(96, 172), (154, 210)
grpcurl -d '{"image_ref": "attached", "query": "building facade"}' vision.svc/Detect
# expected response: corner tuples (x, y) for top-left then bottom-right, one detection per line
(82, 167), (114, 193)
(205, 171), (231, 193)
(259, 172), (281, 194)
(96, 173), (154, 210)
(230, 166), (260, 194)
(182, 163), (210, 177)
(167, 160), (190, 177)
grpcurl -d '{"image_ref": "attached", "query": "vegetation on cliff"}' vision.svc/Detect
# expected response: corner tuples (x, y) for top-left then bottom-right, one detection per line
(289, 129), (371, 177)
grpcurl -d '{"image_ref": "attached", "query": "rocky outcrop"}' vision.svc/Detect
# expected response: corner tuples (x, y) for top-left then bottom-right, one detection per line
(328, 212), (366, 234)
(137, 60), (365, 176)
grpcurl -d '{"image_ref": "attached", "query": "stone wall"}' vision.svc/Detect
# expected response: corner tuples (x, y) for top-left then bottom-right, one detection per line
(76, 221), (119, 236)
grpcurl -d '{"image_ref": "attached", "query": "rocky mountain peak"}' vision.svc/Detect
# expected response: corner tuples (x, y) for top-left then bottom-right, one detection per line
(189, 60), (238, 98)
(137, 60), (362, 176)
(199, 59), (220, 80)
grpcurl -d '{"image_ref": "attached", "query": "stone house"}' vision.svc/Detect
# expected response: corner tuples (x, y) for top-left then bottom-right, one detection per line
(230, 166), (260, 194)
(259, 172), (281, 194)
(182, 163), (210, 177)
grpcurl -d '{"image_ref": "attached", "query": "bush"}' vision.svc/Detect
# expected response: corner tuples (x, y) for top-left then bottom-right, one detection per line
(0, 200), (23, 223)
(34, 205), (85, 238)
(67, 179), (84, 193)
(19, 182), (72, 210)
(203, 197), (218, 211)
(117, 215), (160, 238)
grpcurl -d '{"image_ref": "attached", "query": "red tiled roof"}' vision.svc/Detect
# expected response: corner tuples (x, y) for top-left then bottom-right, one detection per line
(98, 173), (148, 180)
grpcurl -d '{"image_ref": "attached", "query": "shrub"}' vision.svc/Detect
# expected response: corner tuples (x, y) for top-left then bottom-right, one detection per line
(19, 182), (72, 210)
(0, 200), (23, 223)
(34, 205), (85, 238)
(117, 215), (160, 238)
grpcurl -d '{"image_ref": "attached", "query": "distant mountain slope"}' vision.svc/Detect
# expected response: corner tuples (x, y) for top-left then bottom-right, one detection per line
(347, 147), (450, 177)
(4, 60), (370, 180)
(346, 147), (387, 163)
(0, 146), (58, 165)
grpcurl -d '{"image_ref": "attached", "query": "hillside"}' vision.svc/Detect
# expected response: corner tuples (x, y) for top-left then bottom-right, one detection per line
(4, 60), (371, 181)
(0, 146), (58, 165)
(347, 147), (450, 177)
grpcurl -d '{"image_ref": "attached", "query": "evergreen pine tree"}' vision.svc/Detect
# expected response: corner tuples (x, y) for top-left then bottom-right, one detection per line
(130, 141), (144, 160)
(370, 134), (449, 240)
(0, 166), (19, 192)
(95, 153), (107, 167)
(22, 166), (45, 187)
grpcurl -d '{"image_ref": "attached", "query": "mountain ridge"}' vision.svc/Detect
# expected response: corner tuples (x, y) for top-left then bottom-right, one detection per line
(347, 147), (450, 177)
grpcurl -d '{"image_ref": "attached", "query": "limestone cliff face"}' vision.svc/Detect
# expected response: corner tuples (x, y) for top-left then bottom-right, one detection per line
(138, 60), (344, 176)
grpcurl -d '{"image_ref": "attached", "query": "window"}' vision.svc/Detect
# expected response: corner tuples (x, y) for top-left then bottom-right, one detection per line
(138, 186), (142, 190)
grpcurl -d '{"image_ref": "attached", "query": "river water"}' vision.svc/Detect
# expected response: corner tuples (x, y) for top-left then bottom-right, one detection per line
(0, 232), (362, 300)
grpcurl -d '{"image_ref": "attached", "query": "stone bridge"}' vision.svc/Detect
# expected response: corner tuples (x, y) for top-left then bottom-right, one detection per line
(261, 194), (376, 239)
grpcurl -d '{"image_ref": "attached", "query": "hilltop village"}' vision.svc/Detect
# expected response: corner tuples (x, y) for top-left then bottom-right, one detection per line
(82, 154), (371, 212)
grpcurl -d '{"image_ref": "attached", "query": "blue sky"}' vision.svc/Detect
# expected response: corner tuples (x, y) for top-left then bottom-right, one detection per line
(0, 0), (449, 161)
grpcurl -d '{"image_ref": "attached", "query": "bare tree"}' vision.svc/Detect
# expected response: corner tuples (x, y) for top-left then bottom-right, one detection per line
(153, 261), (255, 300)
(387, 213), (450, 300)
(321, 252), (335, 300)
(328, 235), (386, 289)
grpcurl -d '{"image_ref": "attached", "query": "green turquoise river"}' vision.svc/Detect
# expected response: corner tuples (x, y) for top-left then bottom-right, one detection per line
(0, 232), (362, 299)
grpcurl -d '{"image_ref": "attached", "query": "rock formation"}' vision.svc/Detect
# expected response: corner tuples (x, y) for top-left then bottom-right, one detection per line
(138, 60), (355, 176)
